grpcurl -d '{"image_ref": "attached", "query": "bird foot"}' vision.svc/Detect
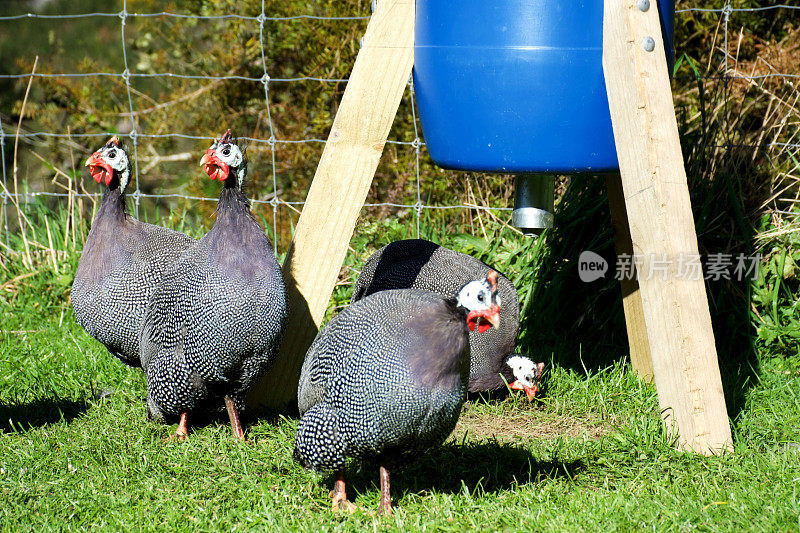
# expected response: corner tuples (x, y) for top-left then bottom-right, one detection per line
(330, 472), (357, 513)
(328, 470), (359, 513)
(165, 430), (188, 442)
(165, 412), (189, 442)
(331, 496), (357, 514)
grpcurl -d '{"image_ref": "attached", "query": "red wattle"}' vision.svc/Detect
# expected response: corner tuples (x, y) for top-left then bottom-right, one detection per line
(467, 315), (491, 333)
(90, 167), (104, 183)
(86, 153), (113, 186)
(523, 385), (538, 401)
(202, 162), (229, 181)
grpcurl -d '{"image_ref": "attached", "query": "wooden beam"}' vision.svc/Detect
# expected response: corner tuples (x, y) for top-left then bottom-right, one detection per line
(246, 0), (415, 412)
(606, 173), (654, 382)
(603, 0), (732, 453)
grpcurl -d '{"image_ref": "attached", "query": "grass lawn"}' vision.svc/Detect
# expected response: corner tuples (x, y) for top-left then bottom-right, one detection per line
(2, 263), (799, 531)
(0, 0), (797, 527)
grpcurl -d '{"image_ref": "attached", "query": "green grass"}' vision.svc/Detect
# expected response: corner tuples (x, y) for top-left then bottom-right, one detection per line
(1, 203), (799, 531)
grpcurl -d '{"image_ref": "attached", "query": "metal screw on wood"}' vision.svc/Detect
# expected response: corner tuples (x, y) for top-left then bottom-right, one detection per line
(641, 36), (656, 52)
(637, 0), (650, 12)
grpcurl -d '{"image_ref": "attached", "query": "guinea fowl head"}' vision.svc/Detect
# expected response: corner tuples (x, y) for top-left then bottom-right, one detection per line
(456, 270), (501, 334)
(85, 136), (130, 191)
(199, 130), (246, 188)
(505, 356), (545, 401)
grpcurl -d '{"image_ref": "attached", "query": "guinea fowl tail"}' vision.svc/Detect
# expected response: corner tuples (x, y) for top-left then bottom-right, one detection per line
(293, 403), (346, 472)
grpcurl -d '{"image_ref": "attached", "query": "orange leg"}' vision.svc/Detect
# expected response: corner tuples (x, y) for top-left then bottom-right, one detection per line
(224, 396), (245, 440)
(378, 465), (393, 515)
(169, 412), (189, 441)
(330, 470), (357, 513)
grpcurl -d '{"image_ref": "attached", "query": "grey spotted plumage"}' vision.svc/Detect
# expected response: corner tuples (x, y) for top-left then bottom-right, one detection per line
(71, 137), (195, 368)
(139, 131), (287, 438)
(351, 239), (538, 394)
(294, 274), (501, 514)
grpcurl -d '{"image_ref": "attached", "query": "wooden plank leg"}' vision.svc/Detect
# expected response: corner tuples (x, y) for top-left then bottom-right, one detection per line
(246, 0), (415, 412)
(603, 0), (732, 454)
(606, 173), (654, 382)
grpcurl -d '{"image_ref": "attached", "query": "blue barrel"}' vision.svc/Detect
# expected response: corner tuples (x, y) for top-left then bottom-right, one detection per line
(414, 1), (675, 173)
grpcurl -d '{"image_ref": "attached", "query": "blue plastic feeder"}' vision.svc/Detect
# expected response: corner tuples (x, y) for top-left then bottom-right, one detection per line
(413, 0), (675, 232)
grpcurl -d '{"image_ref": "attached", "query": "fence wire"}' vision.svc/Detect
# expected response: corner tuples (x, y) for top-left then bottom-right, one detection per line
(0, 2), (798, 252)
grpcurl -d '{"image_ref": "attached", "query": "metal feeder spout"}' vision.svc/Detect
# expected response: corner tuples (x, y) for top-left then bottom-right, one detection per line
(512, 174), (554, 236)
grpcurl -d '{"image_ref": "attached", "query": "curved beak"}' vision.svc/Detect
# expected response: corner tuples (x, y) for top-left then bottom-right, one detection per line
(200, 149), (229, 180)
(85, 152), (113, 186)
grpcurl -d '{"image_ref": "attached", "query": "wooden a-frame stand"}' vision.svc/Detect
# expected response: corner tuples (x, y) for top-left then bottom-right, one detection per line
(248, 0), (733, 455)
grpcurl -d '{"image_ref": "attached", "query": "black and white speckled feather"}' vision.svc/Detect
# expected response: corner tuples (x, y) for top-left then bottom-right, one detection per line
(351, 239), (526, 393)
(294, 280), (496, 473)
(71, 138), (195, 367)
(140, 136), (287, 423)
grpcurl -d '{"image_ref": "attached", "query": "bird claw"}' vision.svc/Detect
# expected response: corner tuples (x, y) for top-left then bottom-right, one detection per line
(331, 498), (357, 514)
(165, 431), (187, 443)
(330, 470), (358, 513)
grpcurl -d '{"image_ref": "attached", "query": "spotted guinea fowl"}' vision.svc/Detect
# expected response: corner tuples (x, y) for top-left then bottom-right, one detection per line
(352, 239), (543, 399)
(71, 136), (195, 368)
(294, 272), (501, 514)
(140, 130), (287, 440)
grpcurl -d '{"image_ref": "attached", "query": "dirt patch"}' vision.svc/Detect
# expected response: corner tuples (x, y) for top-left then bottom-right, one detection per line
(453, 406), (609, 442)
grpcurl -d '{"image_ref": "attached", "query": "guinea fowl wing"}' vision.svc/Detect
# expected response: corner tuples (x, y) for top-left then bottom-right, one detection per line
(142, 238), (278, 385)
(297, 308), (381, 417)
(73, 202), (195, 368)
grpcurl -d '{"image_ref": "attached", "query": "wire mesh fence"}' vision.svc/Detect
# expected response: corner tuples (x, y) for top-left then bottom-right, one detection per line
(0, 1), (798, 256)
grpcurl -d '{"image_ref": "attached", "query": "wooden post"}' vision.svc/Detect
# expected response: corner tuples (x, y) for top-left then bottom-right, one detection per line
(246, 0), (415, 412)
(603, 0), (732, 453)
(606, 173), (654, 382)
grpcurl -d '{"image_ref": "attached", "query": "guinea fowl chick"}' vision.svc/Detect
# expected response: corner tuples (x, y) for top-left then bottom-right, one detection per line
(140, 130), (287, 440)
(294, 272), (502, 515)
(352, 239), (543, 399)
(72, 136), (195, 367)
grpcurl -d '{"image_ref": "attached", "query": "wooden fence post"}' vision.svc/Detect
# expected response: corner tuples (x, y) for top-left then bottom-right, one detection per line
(606, 173), (654, 382)
(603, 0), (732, 453)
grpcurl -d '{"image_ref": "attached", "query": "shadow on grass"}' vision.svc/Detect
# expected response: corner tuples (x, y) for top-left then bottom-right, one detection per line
(339, 441), (584, 498)
(0, 397), (89, 433)
(517, 171), (760, 424)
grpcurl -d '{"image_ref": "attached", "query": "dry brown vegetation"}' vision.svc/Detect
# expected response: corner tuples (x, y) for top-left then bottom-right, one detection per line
(455, 404), (609, 442)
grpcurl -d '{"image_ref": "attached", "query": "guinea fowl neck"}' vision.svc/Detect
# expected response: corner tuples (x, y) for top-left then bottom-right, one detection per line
(97, 185), (129, 223)
(447, 297), (468, 320)
(208, 184), (272, 262)
(215, 186), (252, 220)
(407, 296), (471, 390)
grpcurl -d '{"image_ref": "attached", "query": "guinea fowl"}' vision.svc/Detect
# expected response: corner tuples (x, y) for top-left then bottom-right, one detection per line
(71, 136), (195, 367)
(294, 272), (501, 514)
(352, 239), (543, 399)
(140, 130), (287, 440)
